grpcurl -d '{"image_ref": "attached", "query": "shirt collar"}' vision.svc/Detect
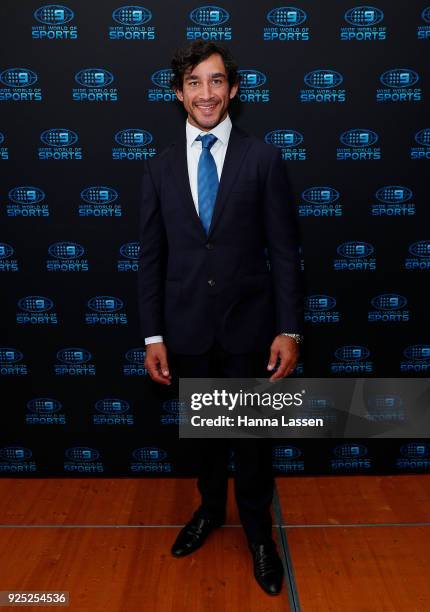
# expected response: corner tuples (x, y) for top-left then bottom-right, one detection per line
(186, 113), (232, 147)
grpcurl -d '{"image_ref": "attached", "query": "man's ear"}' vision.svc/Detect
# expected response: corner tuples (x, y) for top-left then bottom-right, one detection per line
(229, 81), (239, 100)
(174, 87), (184, 102)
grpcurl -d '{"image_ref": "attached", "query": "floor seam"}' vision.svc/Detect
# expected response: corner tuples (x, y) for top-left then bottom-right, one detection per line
(1, 521), (429, 528)
(273, 485), (301, 612)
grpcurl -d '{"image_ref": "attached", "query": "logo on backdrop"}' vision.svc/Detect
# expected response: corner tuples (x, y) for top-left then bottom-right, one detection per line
(263, 6), (310, 41)
(64, 447), (104, 473)
(371, 185), (415, 217)
(147, 69), (177, 102)
(401, 346), (430, 373)
(54, 348), (96, 376)
(187, 5), (231, 40)
(85, 296), (127, 325)
(79, 186), (122, 217)
(238, 69), (270, 103)
(118, 242), (140, 271)
(404, 240), (430, 270)
(130, 447), (172, 473)
(161, 400), (188, 426)
(272, 446), (305, 472)
(0, 132), (8, 159)
(411, 127), (430, 159)
(298, 186), (342, 217)
(0, 68), (42, 102)
(0, 243), (18, 272)
(112, 129), (156, 160)
(304, 295), (340, 323)
(123, 348), (147, 376)
(334, 241), (376, 271)
(73, 68), (118, 102)
(340, 6), (386, 41)
(300, 69), (345, 103)
(365, 395), (405, 422)
(331, 346), (373, 374)
(7, 187), (49, 218)
(376, 68), (422, 102)
(264, 129), (306, 161)
(337, 128), (380, 160)
(417, 7), (430, 39)
(331, 443), (371, 471)
(93, 399), (134, 425)
(16, 296), (58, 325)
(0, 447), (37, 473)
(38, 128), (82, 160)
(46, 242), (88, 271)
(33, 4), (77, 39)
(371, 186), (414, 216)
(109, 5), (155, 40)
(368, 294), (409, 322)
(26, 398), (66, 425)
(0, 348), (28, 376)
(397, 443), (430, 471)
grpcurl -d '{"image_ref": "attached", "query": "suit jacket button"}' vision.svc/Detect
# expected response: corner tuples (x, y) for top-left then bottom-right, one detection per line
(208, 279), (215, 287)
(205, 242), (214, 250)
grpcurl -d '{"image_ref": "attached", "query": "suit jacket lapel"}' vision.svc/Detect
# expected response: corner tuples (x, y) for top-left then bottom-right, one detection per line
(208, 125), (251, 238)
(168, 133), (207, 239)
(168, 124), (252, 240)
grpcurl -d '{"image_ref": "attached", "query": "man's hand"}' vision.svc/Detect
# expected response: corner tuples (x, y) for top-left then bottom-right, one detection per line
(267, 335), (299, 381)
(144, 342), (172, 385)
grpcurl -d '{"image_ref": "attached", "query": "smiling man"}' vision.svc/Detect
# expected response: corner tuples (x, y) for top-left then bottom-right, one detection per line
(138, 40), (303, 596)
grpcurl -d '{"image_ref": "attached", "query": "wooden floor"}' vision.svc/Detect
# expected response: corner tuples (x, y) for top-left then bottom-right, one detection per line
(1, 476), (430, 611)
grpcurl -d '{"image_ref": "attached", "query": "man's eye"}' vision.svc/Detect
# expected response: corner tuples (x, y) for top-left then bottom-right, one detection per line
(212, 79), (222, 85)
(189, 81), (198, 87)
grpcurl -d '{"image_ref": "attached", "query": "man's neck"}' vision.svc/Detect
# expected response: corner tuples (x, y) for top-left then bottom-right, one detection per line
(186, 113), (230, 132)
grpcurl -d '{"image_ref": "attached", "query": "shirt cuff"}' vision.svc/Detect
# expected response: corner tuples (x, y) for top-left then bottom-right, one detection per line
(144, 335), (164, 345)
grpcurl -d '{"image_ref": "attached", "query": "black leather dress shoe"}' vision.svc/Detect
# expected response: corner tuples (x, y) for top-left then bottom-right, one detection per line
(171, 516), (223, 557)
(249, 540), (284, 595)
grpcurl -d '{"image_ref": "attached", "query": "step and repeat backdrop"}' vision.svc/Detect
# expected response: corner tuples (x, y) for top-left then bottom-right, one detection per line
(1, 1), (429, 477)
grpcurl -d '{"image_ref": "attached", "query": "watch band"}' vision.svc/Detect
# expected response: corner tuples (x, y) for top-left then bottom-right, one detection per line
(280, 333), (303, 344)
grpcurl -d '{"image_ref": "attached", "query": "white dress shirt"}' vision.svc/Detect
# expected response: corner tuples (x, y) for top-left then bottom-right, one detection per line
(145, 114), (232, 345)
(186, 113), (232, 210)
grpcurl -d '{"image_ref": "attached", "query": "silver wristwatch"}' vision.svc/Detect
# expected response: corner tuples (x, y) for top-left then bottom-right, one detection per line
(280, 333), (303, 344)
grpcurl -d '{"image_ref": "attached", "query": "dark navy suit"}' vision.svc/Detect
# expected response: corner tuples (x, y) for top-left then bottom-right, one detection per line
(138, 124), (303, 543)
(138, 125), (303, 355)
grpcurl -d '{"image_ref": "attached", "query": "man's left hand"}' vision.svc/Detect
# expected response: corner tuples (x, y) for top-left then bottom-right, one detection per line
(267, 335), (299, 381)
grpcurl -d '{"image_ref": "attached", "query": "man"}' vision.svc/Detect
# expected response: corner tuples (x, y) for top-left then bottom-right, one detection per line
(138, 40), (303, 596)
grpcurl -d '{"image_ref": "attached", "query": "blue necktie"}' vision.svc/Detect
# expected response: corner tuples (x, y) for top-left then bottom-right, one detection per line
(196, 133), (219, 235)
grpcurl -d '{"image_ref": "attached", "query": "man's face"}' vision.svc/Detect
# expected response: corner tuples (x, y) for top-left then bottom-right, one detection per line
(175, 53), (239, 131)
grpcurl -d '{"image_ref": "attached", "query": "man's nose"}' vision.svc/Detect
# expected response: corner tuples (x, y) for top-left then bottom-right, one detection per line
(201, 81), (212, 98)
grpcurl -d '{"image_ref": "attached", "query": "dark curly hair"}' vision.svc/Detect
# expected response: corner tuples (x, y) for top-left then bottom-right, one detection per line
(170, 40), (239, 91)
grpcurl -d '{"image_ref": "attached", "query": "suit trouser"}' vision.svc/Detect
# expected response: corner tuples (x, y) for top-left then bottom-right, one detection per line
(168, 341), (274, 544)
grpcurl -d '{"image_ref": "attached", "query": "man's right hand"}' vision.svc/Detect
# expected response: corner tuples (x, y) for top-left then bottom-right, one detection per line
(144, 342), (172, 385)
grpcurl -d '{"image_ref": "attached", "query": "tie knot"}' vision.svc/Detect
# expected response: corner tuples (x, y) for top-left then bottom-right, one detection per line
(196, 133), (218, 150)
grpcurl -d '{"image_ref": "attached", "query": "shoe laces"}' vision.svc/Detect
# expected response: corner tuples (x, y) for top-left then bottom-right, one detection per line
(185, 518), (207, 539)
(254, 544), (278, 576)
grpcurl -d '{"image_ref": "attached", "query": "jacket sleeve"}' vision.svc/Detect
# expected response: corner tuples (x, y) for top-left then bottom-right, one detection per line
(137, 159), (167, 339)
(262, 147), (304, 335)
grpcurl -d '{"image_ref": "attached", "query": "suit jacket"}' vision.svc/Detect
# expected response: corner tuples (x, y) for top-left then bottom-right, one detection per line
(138, 124), (303, 355)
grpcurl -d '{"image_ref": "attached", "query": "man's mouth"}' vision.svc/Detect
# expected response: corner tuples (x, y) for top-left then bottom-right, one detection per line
(195, 102), (218, 114)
